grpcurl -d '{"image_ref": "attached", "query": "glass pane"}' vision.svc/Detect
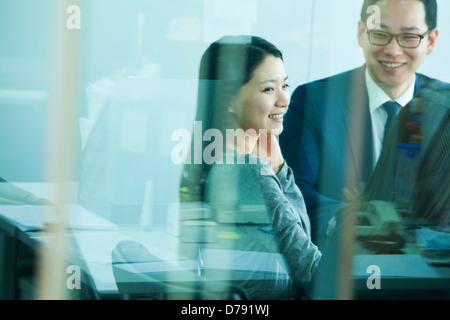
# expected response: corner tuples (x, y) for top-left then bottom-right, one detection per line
(0, 0), (449, 306)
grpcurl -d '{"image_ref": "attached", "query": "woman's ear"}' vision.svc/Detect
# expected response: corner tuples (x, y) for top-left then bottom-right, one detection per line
(228, 102), (234, 114)
(228, 95), (238, 114)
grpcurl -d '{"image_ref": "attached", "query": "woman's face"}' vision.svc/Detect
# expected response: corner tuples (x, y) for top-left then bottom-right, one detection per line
(229, 55), (290, 135)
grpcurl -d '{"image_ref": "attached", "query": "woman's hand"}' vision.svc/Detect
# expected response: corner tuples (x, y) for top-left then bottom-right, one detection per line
(252, 133), (285, 174)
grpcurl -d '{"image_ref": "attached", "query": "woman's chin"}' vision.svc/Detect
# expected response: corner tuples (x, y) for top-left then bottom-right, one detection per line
(266, 127), (283, 136)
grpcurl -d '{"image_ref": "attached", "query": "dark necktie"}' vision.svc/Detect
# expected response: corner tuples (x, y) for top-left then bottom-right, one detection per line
(382, 101), (400, 143)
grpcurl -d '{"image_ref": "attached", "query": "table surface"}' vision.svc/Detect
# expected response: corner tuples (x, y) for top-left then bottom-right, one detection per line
(1, 183), (450, 299)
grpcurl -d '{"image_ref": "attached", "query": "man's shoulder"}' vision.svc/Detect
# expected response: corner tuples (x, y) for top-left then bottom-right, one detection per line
(292, 66), (366, 100)
(298, 66), (365, 88)
(291, 66), (366, 104)
(415, 74), (450, 114)
(417, 73), (450, 90)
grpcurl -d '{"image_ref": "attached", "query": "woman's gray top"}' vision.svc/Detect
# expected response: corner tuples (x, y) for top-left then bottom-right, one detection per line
(205, 150), (321, 296)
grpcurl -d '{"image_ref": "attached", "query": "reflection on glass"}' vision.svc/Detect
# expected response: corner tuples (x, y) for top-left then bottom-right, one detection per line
(1, 0), (449, 302)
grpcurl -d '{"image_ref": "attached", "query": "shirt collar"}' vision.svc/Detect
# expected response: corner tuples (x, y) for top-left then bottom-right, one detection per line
(365, 68), (416, 113)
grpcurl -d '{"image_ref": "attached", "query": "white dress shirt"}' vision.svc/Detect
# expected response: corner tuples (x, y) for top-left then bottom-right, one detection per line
(365, 69), (416, 165)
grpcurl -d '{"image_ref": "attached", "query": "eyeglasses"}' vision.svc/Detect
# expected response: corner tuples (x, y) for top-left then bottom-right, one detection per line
(366, 29), (430, 49)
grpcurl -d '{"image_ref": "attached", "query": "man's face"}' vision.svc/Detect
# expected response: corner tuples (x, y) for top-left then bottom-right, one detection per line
(358, 0), (438, 98)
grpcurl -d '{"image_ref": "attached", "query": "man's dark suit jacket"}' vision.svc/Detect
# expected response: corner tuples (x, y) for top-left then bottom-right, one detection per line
(280, 65), (449, 240)
(362, 84), (450, 226)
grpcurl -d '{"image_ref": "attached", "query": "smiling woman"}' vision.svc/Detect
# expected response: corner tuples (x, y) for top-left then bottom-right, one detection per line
(180, 35), (290, 199)
(179, 35), (322, 299)
(172, 50), (290, 169)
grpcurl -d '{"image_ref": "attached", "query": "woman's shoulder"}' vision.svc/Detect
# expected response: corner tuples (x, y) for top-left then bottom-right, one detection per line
(205, 150), (273, 205)
(224, 149), (273, 173)
(206, 150), (274, 185)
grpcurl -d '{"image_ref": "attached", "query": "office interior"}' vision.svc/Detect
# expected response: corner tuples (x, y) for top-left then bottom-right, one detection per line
(0, 0), (449, 300)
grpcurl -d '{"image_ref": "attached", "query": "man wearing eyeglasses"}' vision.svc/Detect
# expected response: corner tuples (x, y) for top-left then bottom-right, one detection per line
(280, 0), (449, 244)
(0, 177), (51, 205)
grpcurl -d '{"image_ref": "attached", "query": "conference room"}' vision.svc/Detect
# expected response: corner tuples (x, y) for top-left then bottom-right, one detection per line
(1, 0), (449, 303)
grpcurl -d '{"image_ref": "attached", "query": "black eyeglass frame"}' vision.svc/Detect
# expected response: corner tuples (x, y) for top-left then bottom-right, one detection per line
(366, 28), (431, 49)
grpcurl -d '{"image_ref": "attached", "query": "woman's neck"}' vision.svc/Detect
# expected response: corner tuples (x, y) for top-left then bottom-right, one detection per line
(225, 128), (259, 154)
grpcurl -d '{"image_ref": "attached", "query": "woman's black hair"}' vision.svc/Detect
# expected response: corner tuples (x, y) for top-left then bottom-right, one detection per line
(180, 35), (283, 202)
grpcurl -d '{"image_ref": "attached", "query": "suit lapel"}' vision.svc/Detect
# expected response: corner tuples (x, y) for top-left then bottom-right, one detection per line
(421, 89), (450, 153)
(342, 72), (429, 185)
(411, 74), (449, 154)
(414, 73), (425, 96)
